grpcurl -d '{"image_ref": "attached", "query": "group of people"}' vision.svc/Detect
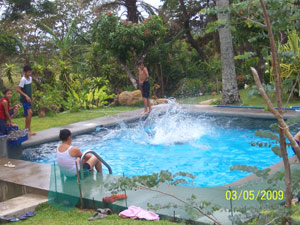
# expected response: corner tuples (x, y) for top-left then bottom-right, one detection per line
(0, 65), (35, 136)
(0, 62), (152, 176)
(0, 62), (151, 136)
(57, 61), (152, 176)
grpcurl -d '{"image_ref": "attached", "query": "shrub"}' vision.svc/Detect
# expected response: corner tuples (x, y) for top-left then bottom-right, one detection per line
(173, 78), (204, 97)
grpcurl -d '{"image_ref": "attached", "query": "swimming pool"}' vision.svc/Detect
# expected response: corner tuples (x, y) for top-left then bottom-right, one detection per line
(22, 103), (295, 187)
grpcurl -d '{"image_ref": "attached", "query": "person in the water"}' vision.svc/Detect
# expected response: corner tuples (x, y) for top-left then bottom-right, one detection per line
(56, 129), (102, 177)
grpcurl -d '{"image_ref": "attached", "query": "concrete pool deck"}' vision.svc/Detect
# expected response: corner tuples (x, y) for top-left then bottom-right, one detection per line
(1, 104), (300, 224)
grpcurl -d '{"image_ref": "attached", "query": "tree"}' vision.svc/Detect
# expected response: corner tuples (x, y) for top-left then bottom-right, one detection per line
(0, 31), (22, 65)
(160, 0), (217, 61)
(95, 0), (157, 23)
(230, 0), (300, 84)
(216, 0), (241, 104)
(0, 0), (55, 21)
(94, 13), (166, 89)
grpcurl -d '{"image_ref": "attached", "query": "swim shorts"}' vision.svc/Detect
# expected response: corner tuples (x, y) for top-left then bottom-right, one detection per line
(142, 81), (150, 98)
(83, 162), (91, 170)
(22, 102), (31, 116)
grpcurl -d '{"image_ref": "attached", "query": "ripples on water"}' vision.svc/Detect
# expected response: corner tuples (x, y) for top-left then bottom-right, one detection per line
(22, 100), (295, 186)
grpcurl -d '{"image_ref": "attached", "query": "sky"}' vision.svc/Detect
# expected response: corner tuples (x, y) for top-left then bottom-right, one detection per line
(144, 0), (162, 8)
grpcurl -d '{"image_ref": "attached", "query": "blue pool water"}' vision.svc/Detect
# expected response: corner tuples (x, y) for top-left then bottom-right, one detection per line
(22, 103), (296, 187)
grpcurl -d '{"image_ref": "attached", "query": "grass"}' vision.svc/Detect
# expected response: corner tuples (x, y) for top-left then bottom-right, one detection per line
(178, 89), (300, 107)
(18, 203), (180, 225)
(12, 106), (139, 132)
(178, 94), (220, 104)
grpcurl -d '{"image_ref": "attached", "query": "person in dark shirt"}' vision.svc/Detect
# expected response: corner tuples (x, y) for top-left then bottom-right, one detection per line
(17, 65), (35, 136)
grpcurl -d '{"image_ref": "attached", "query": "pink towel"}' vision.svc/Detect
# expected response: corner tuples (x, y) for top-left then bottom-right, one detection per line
(119, 205), (159, 221)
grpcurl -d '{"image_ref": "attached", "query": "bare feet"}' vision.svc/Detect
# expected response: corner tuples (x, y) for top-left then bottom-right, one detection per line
(140, 111), (148, 115)
(30, 132), (36, 136)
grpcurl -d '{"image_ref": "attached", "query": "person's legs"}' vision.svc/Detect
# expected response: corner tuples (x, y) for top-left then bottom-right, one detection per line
(143, 98), (147, 113)
(22, 103), (35, 135)
(86, 156), (102, 173)
(0, 119), (7, 135)
(26, 109), (35, 135)
(147, 98), (152, 113)
(95, 161), (102, 173)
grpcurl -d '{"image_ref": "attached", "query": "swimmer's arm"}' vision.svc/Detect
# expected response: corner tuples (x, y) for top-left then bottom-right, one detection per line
(70, 147), (92, 160)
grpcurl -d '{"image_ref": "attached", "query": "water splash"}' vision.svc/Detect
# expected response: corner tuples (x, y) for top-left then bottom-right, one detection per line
(146, 100), (205, 145)
(110, 99), (206, 146)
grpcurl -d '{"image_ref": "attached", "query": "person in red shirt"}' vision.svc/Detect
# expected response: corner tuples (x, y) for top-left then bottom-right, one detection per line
(0, 89), (20, 135)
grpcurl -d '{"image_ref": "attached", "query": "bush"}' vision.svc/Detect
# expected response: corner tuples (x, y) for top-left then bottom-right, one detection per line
(206, 81), (222, 93)
(236, 75), (245, 89)
(62, 74), (115, 111)
(33, 83), (64, 116)
(173, 78), (204, 97)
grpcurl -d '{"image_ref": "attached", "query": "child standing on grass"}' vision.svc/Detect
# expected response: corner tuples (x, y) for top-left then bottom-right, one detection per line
(138, 61), (151, 114)
(17, 65), (36, 136)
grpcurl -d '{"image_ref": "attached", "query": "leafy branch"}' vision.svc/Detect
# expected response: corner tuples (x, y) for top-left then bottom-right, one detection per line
(105, 170), (222, 225)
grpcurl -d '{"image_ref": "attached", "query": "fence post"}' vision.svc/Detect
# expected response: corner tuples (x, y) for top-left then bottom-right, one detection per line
(229, 187), (234, 225)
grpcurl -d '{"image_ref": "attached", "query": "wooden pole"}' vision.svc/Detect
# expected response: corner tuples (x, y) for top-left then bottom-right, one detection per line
(75, 162), (83, 209)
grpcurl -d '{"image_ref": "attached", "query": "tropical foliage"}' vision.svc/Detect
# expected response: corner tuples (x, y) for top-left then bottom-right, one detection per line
(1, 1), (300, 222)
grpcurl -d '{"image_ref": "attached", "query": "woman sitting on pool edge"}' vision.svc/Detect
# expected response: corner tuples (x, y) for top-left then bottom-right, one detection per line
(0, 89), (20, 135)
(57, 129), (102, 177)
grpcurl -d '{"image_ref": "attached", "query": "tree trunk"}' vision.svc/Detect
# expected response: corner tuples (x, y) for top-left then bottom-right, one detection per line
(178, 0), (206, 61)
(119, 60), (138, 89)
(279, 128), (292, 208)
(159, 63), (165, 94)
(257, 53), (265, 83)
(216, 0), (241, 104)
(125, 0), (138, 23)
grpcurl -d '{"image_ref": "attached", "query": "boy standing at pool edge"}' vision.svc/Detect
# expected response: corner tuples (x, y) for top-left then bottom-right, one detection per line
(138, 61), (151, 114)
(17, 65), (36, 136)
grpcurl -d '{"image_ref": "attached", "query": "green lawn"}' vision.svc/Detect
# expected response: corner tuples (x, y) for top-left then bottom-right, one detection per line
(18, 203), (180, 225)
(178, 89), (300, 108)
(13, 106), (139, 132)
(17, 202), (300, 225)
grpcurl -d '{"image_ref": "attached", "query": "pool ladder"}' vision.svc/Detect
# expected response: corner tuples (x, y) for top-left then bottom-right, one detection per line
(80, 150), (112, 174)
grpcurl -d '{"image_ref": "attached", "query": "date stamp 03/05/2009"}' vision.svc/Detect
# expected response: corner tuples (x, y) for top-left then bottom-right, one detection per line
(225, 190), (284, 201)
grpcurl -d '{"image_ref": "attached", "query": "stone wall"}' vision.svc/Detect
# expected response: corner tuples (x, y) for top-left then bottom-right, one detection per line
(0, 136), (7, 158)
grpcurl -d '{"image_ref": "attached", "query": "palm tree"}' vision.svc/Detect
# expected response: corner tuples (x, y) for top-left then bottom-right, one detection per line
(216, 0), (241, 104)
(39, 19), (80, 85)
